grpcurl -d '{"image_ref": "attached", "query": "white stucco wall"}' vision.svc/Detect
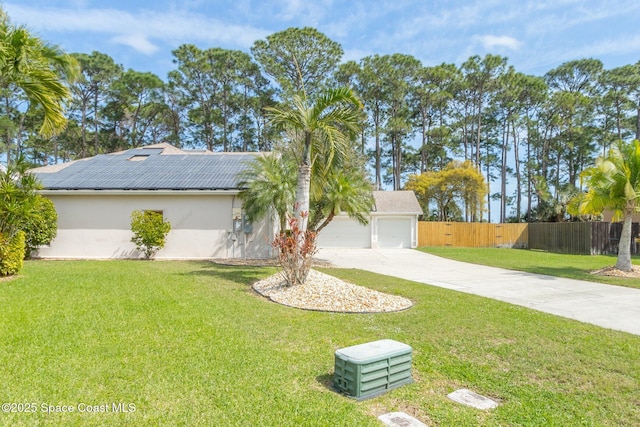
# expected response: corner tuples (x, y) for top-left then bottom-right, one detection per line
(34, 192), (274, 260)
(315, 215), (372, 248)
(371, 215), (418, 249)
(316, 214), (419, 249)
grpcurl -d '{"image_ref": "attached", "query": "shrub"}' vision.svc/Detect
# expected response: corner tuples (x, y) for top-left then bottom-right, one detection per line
(271, 214), (317, 286)
(0, 231), (25, 276)
(22, 195), (58, 258)
(130, 210), (171, 259)
(0, 159), (39, 241)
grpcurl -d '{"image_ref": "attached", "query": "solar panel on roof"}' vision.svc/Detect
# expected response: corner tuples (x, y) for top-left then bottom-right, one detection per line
(33, 148), (261, 190)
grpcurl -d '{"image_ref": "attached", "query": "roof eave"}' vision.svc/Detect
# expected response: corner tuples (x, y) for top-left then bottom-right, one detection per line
(372, 211), (422, 216)
(37, 188), (242, 196)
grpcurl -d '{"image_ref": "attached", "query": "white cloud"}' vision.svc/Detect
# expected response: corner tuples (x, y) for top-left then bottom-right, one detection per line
(521, 0), (640, 38)
(4, 3), (269, 54)
(269, 0), (335, 25)
(342, 48), (372, 63)
(7, 0), (640, 78)
(110, 34), (159, 55)
(276, 0), (304, 20)
(562, 35), (640, 63)
(478, 35), (522, 51)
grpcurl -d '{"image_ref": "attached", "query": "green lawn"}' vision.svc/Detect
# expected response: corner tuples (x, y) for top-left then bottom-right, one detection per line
(1, 260), (639, 426)
(419, 246), (640, 289)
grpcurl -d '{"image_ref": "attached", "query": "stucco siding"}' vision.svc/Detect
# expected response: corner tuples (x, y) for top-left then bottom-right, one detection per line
(375, 217), (413, 248)
(370, 215), (419, 249)
(316, 215), (371, 248)
(316, 214), (419, 249)
(35, 193), (273, 259)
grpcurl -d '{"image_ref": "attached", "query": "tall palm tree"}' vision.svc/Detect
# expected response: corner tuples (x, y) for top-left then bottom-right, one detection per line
(0, 7), (78, 162)
(265, 87), (362, 232)
(572, 139), (640, 271)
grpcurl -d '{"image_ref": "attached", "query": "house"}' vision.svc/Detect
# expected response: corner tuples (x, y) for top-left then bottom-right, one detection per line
(30, 143), (422, 259)
(603, 209), (640, 223)
(30, 143), (274, 259)
(316, 190), (423, 249)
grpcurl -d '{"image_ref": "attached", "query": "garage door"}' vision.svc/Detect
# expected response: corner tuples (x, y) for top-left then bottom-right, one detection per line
(316, 217), (371, 248)
(377, 217), (412, 248)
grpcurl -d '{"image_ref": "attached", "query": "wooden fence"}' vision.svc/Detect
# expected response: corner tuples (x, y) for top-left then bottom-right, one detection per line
(418, 221), (629, 255)
(418, 222), (528, 248)
(528, 222), (611, 255)
(607, 222), (640, 255)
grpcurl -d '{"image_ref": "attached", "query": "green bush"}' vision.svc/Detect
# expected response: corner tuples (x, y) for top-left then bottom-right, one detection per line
(130, 210), (171, 259)
(0, 231), (25, 276)
(0, 159), (39, 241)
(22, 195), (58, 258)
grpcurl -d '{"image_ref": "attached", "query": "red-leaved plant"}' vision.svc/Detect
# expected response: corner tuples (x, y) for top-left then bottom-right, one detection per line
(271, 211), (317, 286)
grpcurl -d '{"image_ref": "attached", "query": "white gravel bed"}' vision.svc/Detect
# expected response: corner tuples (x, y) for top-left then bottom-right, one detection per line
(253, 269), (413, 313)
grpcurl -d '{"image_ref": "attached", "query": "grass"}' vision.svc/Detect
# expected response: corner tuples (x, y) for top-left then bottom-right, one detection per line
(0, 260), (639, 426)
(419, 246), (640, 289)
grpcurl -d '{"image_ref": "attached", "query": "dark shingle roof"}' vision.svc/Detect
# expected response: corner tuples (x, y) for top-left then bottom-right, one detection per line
(32, 146), (260, 191)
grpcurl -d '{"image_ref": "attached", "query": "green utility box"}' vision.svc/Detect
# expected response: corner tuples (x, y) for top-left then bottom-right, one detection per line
(333, 339), (413, 400)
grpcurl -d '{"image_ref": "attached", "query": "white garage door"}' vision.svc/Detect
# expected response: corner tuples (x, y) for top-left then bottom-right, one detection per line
(316, 217), (371, 248)
(377, 217), (412, 248)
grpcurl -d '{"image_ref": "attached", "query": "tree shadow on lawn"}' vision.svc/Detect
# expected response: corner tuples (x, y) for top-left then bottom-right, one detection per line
(519, 264), (636, 281)
(181, 262), (276, 286)
(516, 266), (592, 279)
(507, 265), (640, 289)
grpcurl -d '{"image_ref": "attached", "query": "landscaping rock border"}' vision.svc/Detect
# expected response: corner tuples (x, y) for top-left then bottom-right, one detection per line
(253, 269), (414, 313)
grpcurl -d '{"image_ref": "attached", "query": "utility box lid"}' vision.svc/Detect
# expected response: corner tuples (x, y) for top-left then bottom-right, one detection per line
(335, 339), (412, 364)
(333, 339), (413, 400)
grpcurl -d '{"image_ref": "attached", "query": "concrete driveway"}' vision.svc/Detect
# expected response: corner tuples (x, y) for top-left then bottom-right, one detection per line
(316, 248), (640, 336)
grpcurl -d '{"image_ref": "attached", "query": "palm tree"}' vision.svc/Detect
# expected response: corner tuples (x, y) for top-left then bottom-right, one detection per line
(572, 139), (640, 271)
(265, 87), (363, 233)
(262, 87), (362, 285)
(0, 7), (78, 162)
(239, 144), (374, 231)
(309, 167), (374, 233)
(237, 153), (297, 232)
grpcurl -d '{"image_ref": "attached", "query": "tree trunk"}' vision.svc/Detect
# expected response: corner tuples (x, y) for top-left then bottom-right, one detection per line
(295, 162), (311, 231)
(5, 127), (11, 167)
(5, 97), (11, 166)
(375, 122), (381, 190)
(94, 90), (100, 155)
(500, 119), (508, 223)
(393, 134), (402, 191)
(526, 134), (532, 219)
(421, 110), (429, 172)
(513, 123), (521, 222)
(475, 94), (482, 167)
(81, 100), (88, 158)
(314, 211), (335, 234)
(485, 160), (491, 223)
(636, 105), (640, 142)
(555, 150), (561, 200)
(295, 133), (312, 232)
(616, 207), (634, 271)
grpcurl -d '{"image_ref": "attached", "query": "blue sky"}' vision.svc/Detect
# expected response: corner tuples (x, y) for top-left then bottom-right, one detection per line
(6, 0), (640, 80)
